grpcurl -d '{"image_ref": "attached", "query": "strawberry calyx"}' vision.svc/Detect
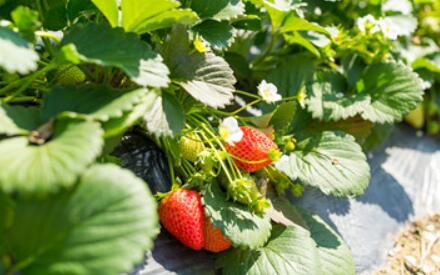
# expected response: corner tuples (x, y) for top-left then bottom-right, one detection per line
(268, 146), (282, 162)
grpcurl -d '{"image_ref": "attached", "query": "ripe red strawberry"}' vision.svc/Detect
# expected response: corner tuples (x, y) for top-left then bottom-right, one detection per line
(203, 217), (231, 253)
(226, 126), (280, 172)
(159, 189), (205, 250)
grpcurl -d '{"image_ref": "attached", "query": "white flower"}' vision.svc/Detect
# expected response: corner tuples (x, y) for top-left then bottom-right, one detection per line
(379, 18), (398, 40)
(357, 15), (380, 34)
(297, 88), (307, 108)
(219, 117), (243, 144)
(326, 26), (340, 40)
(258, 80), (282, 103)
(421, 79), (432, 90)
(423, 16), (440, 32)
(314, 7), (322, 16)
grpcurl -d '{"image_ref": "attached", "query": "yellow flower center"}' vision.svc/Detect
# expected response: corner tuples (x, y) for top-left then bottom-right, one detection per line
(263, 89), (272, 98)
(298, 89), (306, 103)
(219, 127), (230, 141)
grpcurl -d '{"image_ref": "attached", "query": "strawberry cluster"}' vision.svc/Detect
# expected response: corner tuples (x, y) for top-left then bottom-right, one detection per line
(159, 125), (282, 252)
(159, 189), (231, 252)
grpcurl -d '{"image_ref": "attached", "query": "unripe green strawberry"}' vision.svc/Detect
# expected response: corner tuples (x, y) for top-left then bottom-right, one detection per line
(226, 126), (280, 172)
(180, 133), (205, 162)
(226, 178), (270, 214)
(428, 100), (438, 117)
(159, 189), (205, 250)
(196, 150), (217, 174)
(405, 103), (425, 129)
(55, 65), (86, 85)
(427, 121), (440, 135)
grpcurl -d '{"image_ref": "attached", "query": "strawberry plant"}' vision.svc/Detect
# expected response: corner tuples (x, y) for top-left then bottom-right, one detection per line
(0, 0), (429, 274)
(401, 0), (440, 134)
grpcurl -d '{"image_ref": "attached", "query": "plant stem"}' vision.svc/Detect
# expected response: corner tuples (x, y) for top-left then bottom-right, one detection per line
(251, 32), (278, 68)
(199, 121), (242, 180)
(210, 99), (261, 116)
(0, 64), (55, 99)
(235, 90), (261, 99)
(35, 31), (61, 43)
(7, 96), (41, 104)
(0, 65), (54, 103)
(199, 130), (235, 183)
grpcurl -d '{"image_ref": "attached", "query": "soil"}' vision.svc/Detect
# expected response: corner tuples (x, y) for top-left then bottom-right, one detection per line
(375, 213), (440, 275)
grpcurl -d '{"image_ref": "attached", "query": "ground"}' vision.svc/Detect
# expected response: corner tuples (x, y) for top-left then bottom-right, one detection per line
(375, 213), (440, 274)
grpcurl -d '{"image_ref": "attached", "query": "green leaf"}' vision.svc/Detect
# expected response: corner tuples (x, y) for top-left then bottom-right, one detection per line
(102, 91), (158, 138)
(191, 0), (245, 20)
(268, 54), (315, 97)
(267, 191), (356, 275)
(359, 62), (424, 123)
(67, 0), (96, 22)
(300, 210), (355, 275)
(162, 93), (185, 135)
(193, 20), (235, 50)
(2, 164), (159, 275)
(91, 0), (119, 27)
(224, 52), (252, 80)
(276, 131), (370, 196)
(0, 27), (39, 74)
(42, 85), (151, 122)
(303, 31), (331, 48)
(279, 14), (329, 56)
(0, 103), (41, 135)
(266, 188), (307, 228)
(216, 225), (321, 275)
(0, 193), (13, 255)
(269, 101), (296, 133)
(163, 26), (236, 108)
(202, 182), (272, 249)
(11, 6), (41, 40)
(305, 71), (370, 121)
(261, 0), (298, 31)
(342, 53), (365, 89)
(413, 55), (440, 74)
(38, 0), (67, 30)
(143, 93), (185, 137)
(62, 24), (170, 88)
(281, 15), (329, 35)
(284, 31), (321, 57)
(307, 116), (374, 144)
(0, 120), (103, 195)
(362, 123), (394, 151)
(122, 0), (198, 34)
